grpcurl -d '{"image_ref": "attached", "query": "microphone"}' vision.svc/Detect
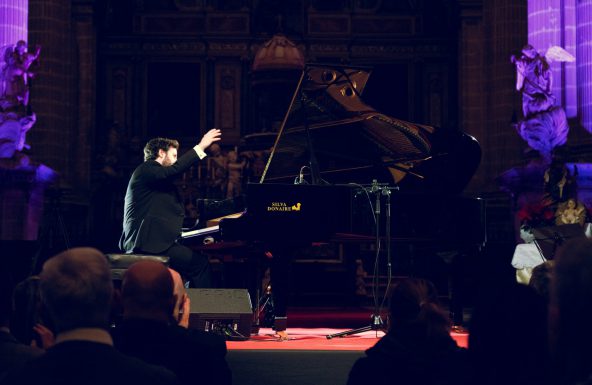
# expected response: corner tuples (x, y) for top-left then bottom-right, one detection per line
(294, 172), (305, 185)
(370, 179), (379, 193)
(371, 179), (381, 215)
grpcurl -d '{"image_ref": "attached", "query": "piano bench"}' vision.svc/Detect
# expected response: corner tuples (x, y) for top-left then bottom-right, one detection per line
(106, 253), (170, 281)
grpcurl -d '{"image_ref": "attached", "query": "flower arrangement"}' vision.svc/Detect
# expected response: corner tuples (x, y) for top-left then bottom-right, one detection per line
(517, 202), (555, 230)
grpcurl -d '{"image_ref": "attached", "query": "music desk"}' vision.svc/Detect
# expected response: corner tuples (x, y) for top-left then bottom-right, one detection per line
(511, 223), (592, 284)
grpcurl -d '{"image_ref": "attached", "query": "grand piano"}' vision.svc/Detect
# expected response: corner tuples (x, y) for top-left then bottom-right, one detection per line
(184, 64), (486, 331)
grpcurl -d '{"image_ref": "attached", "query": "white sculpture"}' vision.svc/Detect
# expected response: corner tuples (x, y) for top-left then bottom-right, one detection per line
(0, 41), (40, 162)
(511, 45), (574, 162)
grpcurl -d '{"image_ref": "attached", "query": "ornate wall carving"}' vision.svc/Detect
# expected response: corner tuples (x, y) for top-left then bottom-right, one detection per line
(215, 64), (241, 143)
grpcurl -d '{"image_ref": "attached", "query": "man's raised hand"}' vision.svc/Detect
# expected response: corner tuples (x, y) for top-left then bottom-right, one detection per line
(198, 128), (221, 151)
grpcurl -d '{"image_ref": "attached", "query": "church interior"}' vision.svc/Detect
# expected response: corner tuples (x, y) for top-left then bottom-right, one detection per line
(1, 1), (592, 384)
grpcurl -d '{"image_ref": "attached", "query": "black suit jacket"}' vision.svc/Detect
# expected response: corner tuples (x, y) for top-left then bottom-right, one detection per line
(0, 331), (43, 381)
(0, 340), (177, 385)
(120, 150), (200, 254)
(112, 318), (231, 385)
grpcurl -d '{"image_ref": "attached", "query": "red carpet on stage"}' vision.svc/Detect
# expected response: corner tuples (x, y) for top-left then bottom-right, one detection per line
(228, 327), (469, 350)
(226, 328), (468, 385)
(225, 307), (469, 385)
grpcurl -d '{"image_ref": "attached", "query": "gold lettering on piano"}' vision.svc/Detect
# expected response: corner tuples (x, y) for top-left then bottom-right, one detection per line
(267, 202), (302, 212)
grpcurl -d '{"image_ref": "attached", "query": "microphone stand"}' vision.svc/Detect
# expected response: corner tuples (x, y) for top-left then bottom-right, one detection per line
(327, 180), (398, 339)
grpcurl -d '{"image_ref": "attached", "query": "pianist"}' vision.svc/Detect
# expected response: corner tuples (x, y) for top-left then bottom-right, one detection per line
(119, 129), (221, 288)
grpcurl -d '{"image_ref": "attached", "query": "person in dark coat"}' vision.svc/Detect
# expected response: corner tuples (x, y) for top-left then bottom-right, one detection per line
(0, 272), (43, 381)
(112, 260), (231, 385)
(119, 129), (221, 287)
(347, 278), (470, 385)
(0, 247), (178, 385)
(469, 282), (550, 385)
(551, 238), (592, 385)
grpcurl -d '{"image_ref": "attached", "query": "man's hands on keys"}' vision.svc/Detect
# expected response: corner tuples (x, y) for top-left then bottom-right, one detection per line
(198, 128), (222, 151)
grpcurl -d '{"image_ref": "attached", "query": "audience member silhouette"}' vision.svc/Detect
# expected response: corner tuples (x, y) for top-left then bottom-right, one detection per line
(550, 238), (592, 385)
(9, 276), (55, 348)
(347, 278), (470, 385)
(0, 247), (177, 385)
(0, 271), (42, 381)
(112, 260), (231, 385)
(529, 260), (554, 302)
(469, 282), (550, 385)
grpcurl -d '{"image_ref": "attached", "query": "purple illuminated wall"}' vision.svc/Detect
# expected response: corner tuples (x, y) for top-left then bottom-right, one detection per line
(577, 1), (592, 134)
(0, 0), (28, 47)
(528, 0), (592, 133)
(528, 0), (576, 117)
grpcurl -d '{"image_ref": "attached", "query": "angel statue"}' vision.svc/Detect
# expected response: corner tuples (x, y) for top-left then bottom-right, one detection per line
(0, 41), (40, 163)
(0, 40), (41, 111)
(511, 45), (574, 163)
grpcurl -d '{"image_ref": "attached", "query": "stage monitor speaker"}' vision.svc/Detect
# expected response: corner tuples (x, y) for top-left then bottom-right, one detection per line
(186, 289), (252, 341)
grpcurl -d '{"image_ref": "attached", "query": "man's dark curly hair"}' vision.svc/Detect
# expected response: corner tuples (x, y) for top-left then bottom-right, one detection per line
(143, 137), (179, 161)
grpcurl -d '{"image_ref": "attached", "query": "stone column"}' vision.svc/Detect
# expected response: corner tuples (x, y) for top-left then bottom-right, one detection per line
(483, 0), (527, 188)
(576, 0), (592, 134)
(28, 0), (76, 184)
(458, 0), (485, 191)
(563, 0), (577, 118)
(527, 0), (577, 118)
(71, 1), (96, 188)
(528, 0), (562, 106)
(0, 0), (27, 47)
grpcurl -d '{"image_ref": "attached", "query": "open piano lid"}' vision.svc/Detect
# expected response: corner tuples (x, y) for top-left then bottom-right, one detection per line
(257, 64), (481, 194)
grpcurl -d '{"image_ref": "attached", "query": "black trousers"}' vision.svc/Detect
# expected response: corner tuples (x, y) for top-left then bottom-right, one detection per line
(164, 242), (212, 288)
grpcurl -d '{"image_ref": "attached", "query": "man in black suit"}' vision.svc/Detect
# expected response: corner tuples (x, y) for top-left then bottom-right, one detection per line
(112, 260), (231, 385)
(1, 247), (178, 385)
(119, 129), (221, 287)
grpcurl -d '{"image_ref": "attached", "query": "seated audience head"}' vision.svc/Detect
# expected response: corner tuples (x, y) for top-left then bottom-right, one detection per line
(10, 276), (43, 345)
(347, 278), (469, 385)
(121, 260), (174, 322)
(469, 281), (548, 385)
(388, 278), (450, 339)
(0, 270), (12, 328)
(39, 247), (113, 334)
(551, 238), (592, 384)
(529, 260), (554, 302)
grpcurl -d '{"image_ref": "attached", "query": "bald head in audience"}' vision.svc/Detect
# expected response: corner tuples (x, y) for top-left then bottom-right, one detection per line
(40, 247), (113, 333)
(121, 261), (175, 323)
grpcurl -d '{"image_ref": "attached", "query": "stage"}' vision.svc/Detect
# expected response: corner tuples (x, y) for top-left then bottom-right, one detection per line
(226, 327), (469, 385)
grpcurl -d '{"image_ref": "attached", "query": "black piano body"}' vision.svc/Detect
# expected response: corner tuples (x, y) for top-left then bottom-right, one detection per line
(184, 64), (486, 328)
(216, 63), (486, 257)
(219, 183), (485, 249)
(209, 182), (485, 327)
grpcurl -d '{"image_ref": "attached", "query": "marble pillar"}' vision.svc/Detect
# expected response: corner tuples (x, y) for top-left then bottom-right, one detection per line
(576, 0), (592, 133)
(527, 0), (577, 118)
(0, 0), (27, 47)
